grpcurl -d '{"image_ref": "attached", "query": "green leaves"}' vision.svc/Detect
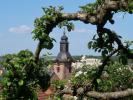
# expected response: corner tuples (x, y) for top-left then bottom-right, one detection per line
(96, 79), (101, 84)
(51, 80), (66, 90)
(80, 0), (103, 13)
(32, 6), (63, 41)
(128, 0), (133, 13)
(41, 35), (55, 49)
(18, 80), (24, 86)
(117, 0), (133, 13)
(42, 6), (63, 15)
(0, 50), (52, 99)
(1, 50), (38, 99)
(119, 55), (128, 65)
(88, 31), (122, 59)
(33, 6), (73, 51)
(7, 82), (11, 86)
(118, 50), (128, 65)
(58, 20), (74, 32)
(71, 56), (133, 92)
(32, 6), (75, 51)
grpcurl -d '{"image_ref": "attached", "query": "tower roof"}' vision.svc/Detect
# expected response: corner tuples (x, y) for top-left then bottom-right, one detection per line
(61, 32), (68, 40)
(56, 31), (73, 62)
(56, 52), (73, 62)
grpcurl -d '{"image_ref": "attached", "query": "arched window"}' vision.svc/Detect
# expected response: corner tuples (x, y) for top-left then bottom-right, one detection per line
(69, 67), (72, 73)
(57, 67), (60, 73)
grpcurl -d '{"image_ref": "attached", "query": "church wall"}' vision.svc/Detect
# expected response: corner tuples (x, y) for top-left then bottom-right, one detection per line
(53, 62), (72, 80)
(53, 63), (65, 80)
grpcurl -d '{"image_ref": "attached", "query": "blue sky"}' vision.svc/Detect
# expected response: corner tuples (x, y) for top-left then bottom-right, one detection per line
(0, 0), (132, 56)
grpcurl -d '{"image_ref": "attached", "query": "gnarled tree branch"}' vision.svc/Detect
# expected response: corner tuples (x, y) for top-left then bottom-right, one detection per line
(34, 0), (130, 62)
(60, 88), (133, 100)
(87, 88), (133, 100)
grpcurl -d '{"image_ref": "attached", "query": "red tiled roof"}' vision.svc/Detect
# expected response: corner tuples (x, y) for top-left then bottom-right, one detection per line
(38, 87), (54, 100)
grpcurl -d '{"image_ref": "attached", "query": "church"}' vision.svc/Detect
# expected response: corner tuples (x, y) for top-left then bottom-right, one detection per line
(51, 31), (73, 80)
(38, 31), (73, 100)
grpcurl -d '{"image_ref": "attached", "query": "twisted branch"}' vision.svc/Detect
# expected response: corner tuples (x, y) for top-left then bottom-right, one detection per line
(34, 0), (130, 62)
(61, 88), (133, 100)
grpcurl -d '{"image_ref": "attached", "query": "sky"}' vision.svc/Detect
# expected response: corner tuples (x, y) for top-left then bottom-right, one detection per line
(0, 0), (132, 56)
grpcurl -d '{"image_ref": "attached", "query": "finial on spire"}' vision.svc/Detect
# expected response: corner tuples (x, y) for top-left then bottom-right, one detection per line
(63, 28), (66, 36)
(61, 27), (68, 40)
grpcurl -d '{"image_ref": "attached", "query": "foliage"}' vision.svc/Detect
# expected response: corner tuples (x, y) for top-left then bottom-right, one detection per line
(0, 50), (51, 100)
(88, 33), (118, 58)
(32, 6), (62, 50)
(36, 53), (53, 90)
(51, 80), (67, 90)
(80, 0), (133, 14)
(88, 33), (133, 66)
(98, 62), (133, 92)
(124, 0), (133, 13)
(71, 60), (133, 92)
(32, 6), (62, 41)
(0, 50), (37, 100)
(32, 6), (74, 50)
(71, 62), (98, 87)
(58, 20), (74, 32)
(80, 0), (103, 13)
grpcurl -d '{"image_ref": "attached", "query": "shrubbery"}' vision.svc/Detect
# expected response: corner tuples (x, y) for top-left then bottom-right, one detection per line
(0, 50), (51, 100)
(71, 60), (133, 92)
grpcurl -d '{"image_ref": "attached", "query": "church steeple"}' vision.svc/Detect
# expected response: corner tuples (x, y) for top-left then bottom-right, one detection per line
(60, 30), (68, 52)
(56, 30), (72, 62)
(53, 30), (73, 80)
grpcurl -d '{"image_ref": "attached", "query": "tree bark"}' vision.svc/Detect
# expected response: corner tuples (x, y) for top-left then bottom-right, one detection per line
(34, 40), (44, 63)
(87, 89), (133, 100)
(61, 88), (133, 100)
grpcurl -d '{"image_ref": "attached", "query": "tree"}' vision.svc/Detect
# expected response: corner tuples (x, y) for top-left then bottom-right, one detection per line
(1, 50), (51, 100)
(31, 0), (133, 99)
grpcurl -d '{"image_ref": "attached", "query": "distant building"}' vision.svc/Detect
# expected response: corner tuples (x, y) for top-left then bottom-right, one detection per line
(72, 55), (101, 69)
(80, 55), (101, 66)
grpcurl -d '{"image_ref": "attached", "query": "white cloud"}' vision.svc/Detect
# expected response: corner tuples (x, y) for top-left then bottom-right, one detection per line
(9, 25), (32, 34)
(73, 28), (96, 34)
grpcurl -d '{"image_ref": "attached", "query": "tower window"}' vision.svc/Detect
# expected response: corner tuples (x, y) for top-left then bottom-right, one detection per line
(69, 67), (72, 73)
(57, 67), (60, 73)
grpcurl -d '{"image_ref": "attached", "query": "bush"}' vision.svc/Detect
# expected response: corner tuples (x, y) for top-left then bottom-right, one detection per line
(0, 50), (51, 100)
(71, 61), (133, 92)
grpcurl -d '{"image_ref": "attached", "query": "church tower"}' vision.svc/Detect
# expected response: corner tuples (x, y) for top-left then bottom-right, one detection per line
(53, 31), (73, 80)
